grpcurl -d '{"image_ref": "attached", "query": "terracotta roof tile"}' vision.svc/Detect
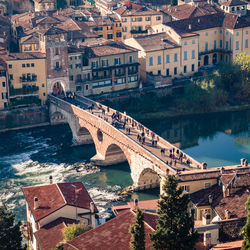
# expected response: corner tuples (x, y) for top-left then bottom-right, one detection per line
(22, 181), (97, 222)
(212, 240), (243, 249)
(221, 0), (246, 6)
(34, 217), (76, 250)
(64, 210), (154, 250)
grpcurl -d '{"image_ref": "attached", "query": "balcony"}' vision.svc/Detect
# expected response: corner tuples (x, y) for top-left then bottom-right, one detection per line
(199, 48), (232, 56)
(54, 67), (62, 71)
(10, 85), (39, 97)
(92, 75), (112, 81)
(128, 70), (138, 75)
(20, 76), (37, 82)
(75, 78), (90, 84)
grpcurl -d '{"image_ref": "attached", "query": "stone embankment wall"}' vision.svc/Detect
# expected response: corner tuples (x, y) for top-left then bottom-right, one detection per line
(0, 105), (49, 132)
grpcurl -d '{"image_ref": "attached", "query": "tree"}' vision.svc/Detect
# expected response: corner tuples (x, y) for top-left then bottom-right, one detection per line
(241, 198), (250, 250)
(56, 0), (67, 9)
(0, 203), (24, 250)
(150, 175), (198, 250)
(234, 53), (250, 75)
(129, 208), (145, 250)
(62, 223), (91, 241)
(171, 0), (178, 6)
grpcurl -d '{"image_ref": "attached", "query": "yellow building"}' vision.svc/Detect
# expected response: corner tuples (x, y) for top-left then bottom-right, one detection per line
(114, 1), (163, 40)
(124, 31), (199, 86)
(152, 13), (250, 66)
(6, 52), (47, 106)
(19, 34), (40, 53)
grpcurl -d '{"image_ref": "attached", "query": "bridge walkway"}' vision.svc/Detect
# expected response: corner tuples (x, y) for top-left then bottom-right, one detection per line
(59, 95), (201, 173)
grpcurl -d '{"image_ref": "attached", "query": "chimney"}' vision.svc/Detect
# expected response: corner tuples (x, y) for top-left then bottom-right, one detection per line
(208, 194), (213, 204)
(220, 167), (225, 175)
(202, 162), (207, 170)
(202, 212), (211, 225)
(134, 199), (138, 209)
(90, 202), (95, 213)
(49, 175), (53, 184)
(225, 209), (230, 219)
(34, 197), (39, 210)
(241, 158), (246, 167)
(188, 24), (192, 30)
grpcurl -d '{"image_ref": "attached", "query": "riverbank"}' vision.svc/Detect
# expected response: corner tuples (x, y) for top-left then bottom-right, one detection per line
(130, 104), (250, 120)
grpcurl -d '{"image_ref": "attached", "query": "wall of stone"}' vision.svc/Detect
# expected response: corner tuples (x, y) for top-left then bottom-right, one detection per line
(0, 105), (49, 131)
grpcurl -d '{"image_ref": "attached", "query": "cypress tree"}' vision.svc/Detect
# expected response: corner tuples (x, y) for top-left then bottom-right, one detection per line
(0, 204), (24, 250)
(242, 198), (250, 250)
(171, 0), (178, 6)
(130, 208), (145, 250)
(150, 175), (198, 250)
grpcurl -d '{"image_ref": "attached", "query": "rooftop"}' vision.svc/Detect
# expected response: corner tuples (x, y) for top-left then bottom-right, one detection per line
(7, 52), (46, 61)
(132, 32), (179, 52)
(221, 0), (247, 6)
(34, 217), (76, 250)
(212, 240), (243, 249)
(64, 210), (154, 250)
(85, 41), (138, 57)
(22, 181), (97, 222)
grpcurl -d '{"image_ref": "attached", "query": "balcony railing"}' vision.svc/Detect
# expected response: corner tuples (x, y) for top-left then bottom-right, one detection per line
(10, 86), (39, 97)
(54, 67), (62, 71)
(20, 76), (37, 82)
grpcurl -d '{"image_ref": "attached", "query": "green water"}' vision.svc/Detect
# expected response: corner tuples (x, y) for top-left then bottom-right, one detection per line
(0, 109), (249, 222)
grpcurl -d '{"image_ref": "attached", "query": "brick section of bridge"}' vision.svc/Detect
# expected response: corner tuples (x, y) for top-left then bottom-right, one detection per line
(49, 94), (202, 190)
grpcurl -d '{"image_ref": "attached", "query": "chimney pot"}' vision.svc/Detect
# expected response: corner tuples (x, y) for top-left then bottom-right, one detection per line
(202, 162), (207, 170)
(225, 209), (230, 219)
(49, 175), (53, 184)
(220, 167), (225, 174)
(34, 197), (39, 210)
(90, 202), (95, 213)
(134, 199), (138, 208)
(208, 194), (213, 204)
(241, 158), (246, 167)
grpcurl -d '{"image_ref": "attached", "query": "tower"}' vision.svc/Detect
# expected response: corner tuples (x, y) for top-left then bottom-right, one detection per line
(39, 27), (70, 95)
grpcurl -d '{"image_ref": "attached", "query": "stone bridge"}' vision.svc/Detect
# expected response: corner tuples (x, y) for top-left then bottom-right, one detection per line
(49, 94), (202, 190)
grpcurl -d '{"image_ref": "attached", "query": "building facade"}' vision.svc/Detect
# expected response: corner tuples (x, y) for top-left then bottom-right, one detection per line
(6, 52), (47, 106)
(0, 58), (8, 109)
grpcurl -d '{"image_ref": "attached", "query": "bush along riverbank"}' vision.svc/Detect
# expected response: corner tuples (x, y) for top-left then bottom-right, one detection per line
(102, 53), (250, 120)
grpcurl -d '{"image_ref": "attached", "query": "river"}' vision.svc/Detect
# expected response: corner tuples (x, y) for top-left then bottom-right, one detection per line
(0, 109), (249, 222)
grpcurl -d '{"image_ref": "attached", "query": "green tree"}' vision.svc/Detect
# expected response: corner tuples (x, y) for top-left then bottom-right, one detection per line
(62, 223), (91, 241)
(0, 203), (24, 250)
(235, 52), (250, 74)
(171, 0), (178, 6)
(129, 208), (145, 250)
(241, 198), (250, 250)
(56, 0), (67, 9)
(150, 175), (198, 250)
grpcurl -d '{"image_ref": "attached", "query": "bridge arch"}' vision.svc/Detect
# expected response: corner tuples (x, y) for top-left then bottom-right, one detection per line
(104, 143), (130, 166)
(137, 168), (160, 190)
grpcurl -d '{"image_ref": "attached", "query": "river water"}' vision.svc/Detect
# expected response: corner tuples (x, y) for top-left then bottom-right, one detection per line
(0, 109), (249, 222)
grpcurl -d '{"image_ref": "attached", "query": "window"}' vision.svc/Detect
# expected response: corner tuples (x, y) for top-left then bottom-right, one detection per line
(2, 82), (5, 87)
(184, 51), (187, 60)
(214, 40), (217, 50)
(42, 83), (45, 87)
(205, 32), (208, 36)
(236, 31), (239, 36)
(8, 64), (12, 69)
(184, 65), (187, 73)
(22, 64), (25, 68)
(214, 30), (217, 34)
(225, 55), (228, 62)
(129, 55), (133, 63)
(226, 31), (229, 35)
(114, 57), (121, 65)
(184, 41), (187, 45)
(70, 75), (74, 81)
(166, 69), (169, 76)
(245, 39), (248, 48)
(55, 61), (60, 68)
(166, 54), (170, 63)
(156, 16), (161, 20)
(86, 84), (89, 90)
(70, 57), (73, 60)
(174, 67), (177, 75)
(192, 50), (195, 59)
(220, 40), (222, 48)
(146, 17), (151, 21)
(236, 41), (239, 50)
(192, 40), (195, 44)
(43, 93), (46, 96)
(205, 42), (208, 51)
(204, 182), (211, 189)
(9, 74), (13, 80)
(226, 41), (229, 49)
(26, 63), (30, 67)
(116, 32), (122, 38)
(246, 30), (248, 35)
(91, 61), (98, 68)
(55, 48), (59, 55)
(107, 34), (113, 39)
(149, 57), (153, 66)
(174, 53), (178, 62)
(181, 185), (190, 193)
(192, 64), (195, 72)
(70, 64), (72, 69)
(157, 55), (161, 65)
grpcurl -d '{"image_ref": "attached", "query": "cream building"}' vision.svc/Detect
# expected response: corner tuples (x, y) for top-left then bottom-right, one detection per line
(34, 0), (56, 12)
(124, 31), (199, 86)
(151, 13), (250, 67)
(6, 52), (47, 106)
